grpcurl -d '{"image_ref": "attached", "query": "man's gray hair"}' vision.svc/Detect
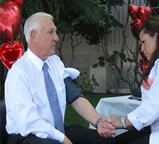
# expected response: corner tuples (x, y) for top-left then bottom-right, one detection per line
(24, 12), (53, 42)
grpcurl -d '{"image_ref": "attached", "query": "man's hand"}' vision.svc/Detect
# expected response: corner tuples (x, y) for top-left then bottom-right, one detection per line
(63, 136), (72, 144)
(109, 115), (123, 129)
(102, 115), (123, 129)
(97, 116), (116, 138)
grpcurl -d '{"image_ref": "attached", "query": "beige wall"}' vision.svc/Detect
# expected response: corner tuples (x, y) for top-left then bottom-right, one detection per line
(57, 35), (101, 68)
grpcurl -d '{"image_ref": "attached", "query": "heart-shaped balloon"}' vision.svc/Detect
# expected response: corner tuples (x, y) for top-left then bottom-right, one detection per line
(139, 57), (149, 72)
(145, 7), (152, 18)
(131, 19), (143, 39)
(0, 41), (24, 69)
(128, 4), (152, 40)
(0, 0), (23, 42)
(128, 4), (152, 20)
(128, 4), (139, 20)
(138, 6), (152, 23)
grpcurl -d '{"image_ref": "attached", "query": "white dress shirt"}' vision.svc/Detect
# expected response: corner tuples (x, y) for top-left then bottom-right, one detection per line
(5, 49), (79, 143)
(128, 58), (159, 144)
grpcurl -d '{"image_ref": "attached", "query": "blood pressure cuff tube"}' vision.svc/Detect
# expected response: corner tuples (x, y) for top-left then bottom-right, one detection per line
(64, 77), (82, 104)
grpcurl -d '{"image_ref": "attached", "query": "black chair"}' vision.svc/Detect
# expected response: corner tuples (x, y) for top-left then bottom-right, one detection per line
(0, 101), (9, 144)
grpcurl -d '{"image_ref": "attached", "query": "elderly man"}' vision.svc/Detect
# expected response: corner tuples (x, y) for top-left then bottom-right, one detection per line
(5, 12), (116, 144)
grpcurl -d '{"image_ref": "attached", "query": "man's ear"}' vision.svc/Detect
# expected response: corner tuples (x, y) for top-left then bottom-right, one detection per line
(30, 30), (38, 41)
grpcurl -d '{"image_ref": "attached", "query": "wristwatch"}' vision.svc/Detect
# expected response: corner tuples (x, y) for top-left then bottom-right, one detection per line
(95, 118), (102, 129)
(120, 117), (127, 129)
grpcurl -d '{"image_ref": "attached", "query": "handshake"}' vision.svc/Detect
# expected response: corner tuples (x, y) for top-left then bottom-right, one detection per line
(96, 115), (133, 138)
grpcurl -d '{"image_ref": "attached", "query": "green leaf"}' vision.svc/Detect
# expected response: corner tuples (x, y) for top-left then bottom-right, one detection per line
(98, 56), (104, 61)
(113, 51), (119, 55)
(57, 21), (74, 34)
(93, 63), (98, 68)
(127, 58), (134, 62)
(72, 19), (80, 26)
(0, 0), (8, 3)
(99, 61), (105, 67)
(119, 52), (126, 61)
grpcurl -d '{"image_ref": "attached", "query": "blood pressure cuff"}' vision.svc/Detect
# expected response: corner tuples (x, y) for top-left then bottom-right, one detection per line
(64, 77), (82, 104)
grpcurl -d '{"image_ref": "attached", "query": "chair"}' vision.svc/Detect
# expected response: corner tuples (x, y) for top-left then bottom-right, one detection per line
(0, 100), (9, 144)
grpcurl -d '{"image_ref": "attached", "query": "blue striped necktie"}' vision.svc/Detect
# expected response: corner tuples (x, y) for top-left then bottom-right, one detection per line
(43, 63), (64, 133)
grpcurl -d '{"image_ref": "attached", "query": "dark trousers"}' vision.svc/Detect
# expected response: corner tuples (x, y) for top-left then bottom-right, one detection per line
(8, 125), (115, 144)
(115, 127), (151, 144)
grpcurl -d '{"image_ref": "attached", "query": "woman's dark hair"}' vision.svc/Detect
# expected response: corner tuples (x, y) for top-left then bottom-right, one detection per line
(139, 16), (159, 82)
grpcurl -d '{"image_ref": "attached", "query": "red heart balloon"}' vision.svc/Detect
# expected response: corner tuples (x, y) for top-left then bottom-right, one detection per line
(145, 7), (152, 18)
(138, 6), (147, 22)
(0, 0), (23, 42)
(0, 41), (24, 69)
(128, 4), (152, 40)
(128, 4), (139, 20)
(131, 19), (143, 39)
(138, 6), (152, 23)
(139, 57), (149, 71)
(128, 4), (152, 21)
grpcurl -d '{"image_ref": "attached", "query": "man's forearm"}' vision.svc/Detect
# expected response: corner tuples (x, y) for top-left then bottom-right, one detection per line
(71, 97), (116, 137)
(71, 97), (101, 126)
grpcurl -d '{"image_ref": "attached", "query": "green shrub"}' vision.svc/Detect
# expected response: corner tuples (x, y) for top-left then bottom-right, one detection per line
(76, 72), (99, 93)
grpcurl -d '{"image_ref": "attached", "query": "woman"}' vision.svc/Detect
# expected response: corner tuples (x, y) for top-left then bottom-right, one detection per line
(109, 16), (159, 144)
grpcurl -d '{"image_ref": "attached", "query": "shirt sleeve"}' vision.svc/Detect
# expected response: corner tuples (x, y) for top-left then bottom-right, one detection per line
(128, 64), (159, 131)
(64, 77), (82, 104)
(64, 67), (80, 79)
(5, 68), (64, 143)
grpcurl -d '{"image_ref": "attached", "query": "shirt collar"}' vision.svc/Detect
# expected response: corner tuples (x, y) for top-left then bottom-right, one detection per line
(27, 48), (45, 72)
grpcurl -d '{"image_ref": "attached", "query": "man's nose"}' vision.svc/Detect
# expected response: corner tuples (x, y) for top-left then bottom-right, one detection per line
(53, 33), (59, 42)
